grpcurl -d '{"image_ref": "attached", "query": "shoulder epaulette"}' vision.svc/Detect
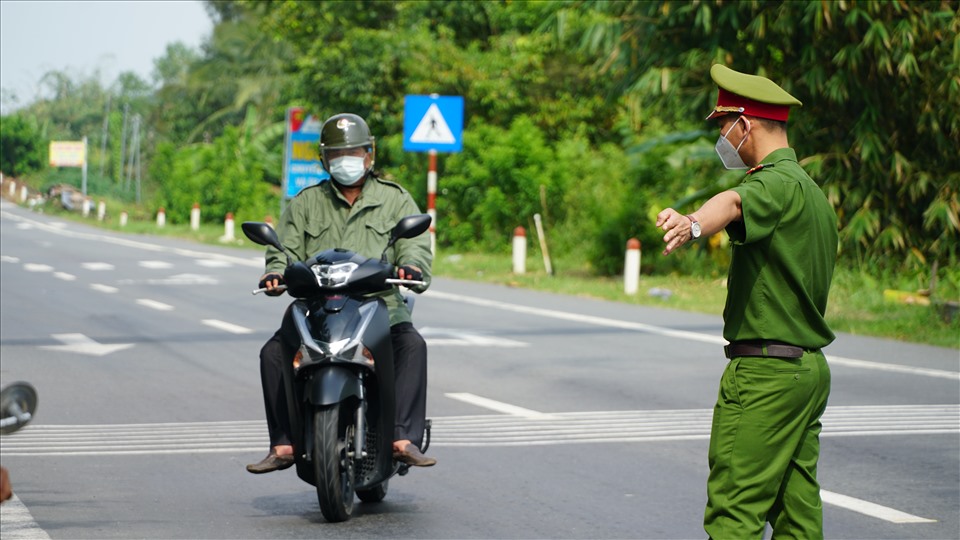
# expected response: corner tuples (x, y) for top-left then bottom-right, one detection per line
(374, 176), (409, 194)
(747, 163), (775, 175)
(295, 181), (329, 197)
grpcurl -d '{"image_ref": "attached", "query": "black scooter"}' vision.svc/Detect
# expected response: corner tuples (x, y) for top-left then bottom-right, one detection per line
(242, 214), (432, 523)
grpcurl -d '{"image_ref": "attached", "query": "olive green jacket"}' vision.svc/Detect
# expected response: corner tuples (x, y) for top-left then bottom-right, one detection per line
(264, 176), (432, 326)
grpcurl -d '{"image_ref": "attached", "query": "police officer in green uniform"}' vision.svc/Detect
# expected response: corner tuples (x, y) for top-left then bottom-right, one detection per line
(247, 113), (437, 473)
(656, 65), (838, 539)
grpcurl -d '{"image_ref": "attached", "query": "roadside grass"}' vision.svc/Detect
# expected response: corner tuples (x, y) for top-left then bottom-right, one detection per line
(9, 196), (959, 349)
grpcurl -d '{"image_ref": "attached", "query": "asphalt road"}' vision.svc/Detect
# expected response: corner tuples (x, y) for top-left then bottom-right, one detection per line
(1, 200), (957, 539)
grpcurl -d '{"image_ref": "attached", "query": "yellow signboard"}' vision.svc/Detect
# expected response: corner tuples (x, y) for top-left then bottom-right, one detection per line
(49, 141), (86, 167)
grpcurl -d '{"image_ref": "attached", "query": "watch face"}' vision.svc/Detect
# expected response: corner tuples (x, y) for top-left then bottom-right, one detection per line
(691, 221), (701, 238)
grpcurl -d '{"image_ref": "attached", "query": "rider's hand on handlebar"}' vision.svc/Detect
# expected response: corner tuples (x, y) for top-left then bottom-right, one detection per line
(397, 265), (422, 281)
(258, 273), (285, 296)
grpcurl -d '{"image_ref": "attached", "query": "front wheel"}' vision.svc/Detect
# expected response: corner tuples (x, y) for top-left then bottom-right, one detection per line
(314, 405), (355, 522)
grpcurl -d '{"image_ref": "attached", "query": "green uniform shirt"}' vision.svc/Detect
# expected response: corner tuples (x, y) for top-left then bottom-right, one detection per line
(723, 148), (838, 348)
(264, 176), (433, 326)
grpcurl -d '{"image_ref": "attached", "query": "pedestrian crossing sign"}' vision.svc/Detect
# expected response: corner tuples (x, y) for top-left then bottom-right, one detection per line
(403, 95), (464, 152)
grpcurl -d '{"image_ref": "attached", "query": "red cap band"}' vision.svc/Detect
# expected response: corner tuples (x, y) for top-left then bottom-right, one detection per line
(707, 88), (791, 122)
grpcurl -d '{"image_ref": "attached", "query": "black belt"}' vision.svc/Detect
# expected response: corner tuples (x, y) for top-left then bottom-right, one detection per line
(724, 340), (815, 359)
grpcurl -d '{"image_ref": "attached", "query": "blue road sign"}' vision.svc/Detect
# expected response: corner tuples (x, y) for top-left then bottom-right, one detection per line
(403, 95), (464, 153)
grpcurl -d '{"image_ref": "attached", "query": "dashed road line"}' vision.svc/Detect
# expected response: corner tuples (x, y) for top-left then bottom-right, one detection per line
(89, 283), (118, 293)
(81, 262), (114, 271)
(136, 299), (174, 311)
(202, 319), (253, 334)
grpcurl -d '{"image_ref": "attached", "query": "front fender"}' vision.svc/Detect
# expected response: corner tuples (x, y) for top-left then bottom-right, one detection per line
(304, 365), (362, 407)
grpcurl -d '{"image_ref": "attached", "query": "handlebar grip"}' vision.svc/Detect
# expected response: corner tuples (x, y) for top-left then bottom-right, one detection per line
(252, 284), (288, 295)
(385, 278), (426, 288)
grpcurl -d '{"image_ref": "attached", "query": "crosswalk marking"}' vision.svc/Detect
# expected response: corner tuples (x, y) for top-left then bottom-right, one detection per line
(2, 405), (954, 456)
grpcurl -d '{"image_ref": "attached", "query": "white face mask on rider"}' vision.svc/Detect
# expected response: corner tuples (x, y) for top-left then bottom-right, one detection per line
(715, 117), (749, 170)
(329, 156), (367, 186)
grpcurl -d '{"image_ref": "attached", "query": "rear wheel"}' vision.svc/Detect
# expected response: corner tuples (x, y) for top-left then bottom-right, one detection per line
(356, 480), (388, 503)
(313, 405), (355, 522)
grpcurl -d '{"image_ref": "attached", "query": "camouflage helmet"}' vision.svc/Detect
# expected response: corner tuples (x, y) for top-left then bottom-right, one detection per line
(319, 112), (374, 149)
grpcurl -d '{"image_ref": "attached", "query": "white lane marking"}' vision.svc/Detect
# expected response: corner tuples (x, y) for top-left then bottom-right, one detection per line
(0, 494), (52, 539)
(15, 222), (33, 230)
(22, 263), (53, 272)
(827, 355), (958, 381)
(139, 260), (173, 269)
(53, 272), (76, 281)
(1, 210), (261, 267)
(81, 262), (114, 271)
(136, 299), (174, 311)
(202, 319), (253, 334)
(446, 392), (557, 420)
(0, 255), (20, 263)
(421, 327), (528, 347)
(424, 290), (724, 345)
(820, 489), (936, 523)
(89, 283), (118, 293)
(39, 333), (134, 356)
(118, 273), (218, 286)
(196, 259), (232, 268)
(423, 290), (960, 381)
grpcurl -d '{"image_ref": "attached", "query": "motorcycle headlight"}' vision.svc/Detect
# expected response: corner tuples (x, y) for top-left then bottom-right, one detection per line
(312, 261), (358, 288)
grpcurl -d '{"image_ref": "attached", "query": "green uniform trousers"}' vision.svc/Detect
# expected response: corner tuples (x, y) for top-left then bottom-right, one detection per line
(704, 351), (831, 539)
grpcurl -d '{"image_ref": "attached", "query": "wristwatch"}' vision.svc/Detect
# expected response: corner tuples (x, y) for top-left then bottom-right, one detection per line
(687, 215), (701, 240)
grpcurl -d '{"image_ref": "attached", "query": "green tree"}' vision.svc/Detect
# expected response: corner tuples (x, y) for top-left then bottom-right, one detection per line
(150, 109), (275, 224)
(0, 113), (45, 177)
(547, 0), (960, 276)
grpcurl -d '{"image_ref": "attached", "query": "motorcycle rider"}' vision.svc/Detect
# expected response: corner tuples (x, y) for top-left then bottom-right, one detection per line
(247, 112), (436, 473)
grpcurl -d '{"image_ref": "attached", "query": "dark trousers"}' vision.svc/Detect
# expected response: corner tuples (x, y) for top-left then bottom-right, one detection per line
(258, 311), (429, 450)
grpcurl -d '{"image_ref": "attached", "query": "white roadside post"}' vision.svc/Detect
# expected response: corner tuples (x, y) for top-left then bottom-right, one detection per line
(157, 207), (166, 228)
(19, 185), (28, 203)
(512, 226), (527, 274)
(120, 211), (128, 227)
(191, 203), (201, 231)
(222, 212), (235, 241)
(97, 200), (106, 221)
(624, 238), (641, 295)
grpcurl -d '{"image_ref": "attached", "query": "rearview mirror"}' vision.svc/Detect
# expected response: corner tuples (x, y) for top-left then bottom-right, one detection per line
(1, 382), (38, 435)
(242, 222), (283, 252)
(382, 214), (432, 262)
(389, 214), (431, 245)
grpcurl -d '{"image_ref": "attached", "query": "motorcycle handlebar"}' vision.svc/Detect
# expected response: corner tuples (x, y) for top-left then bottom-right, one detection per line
(385, 278), (427, 288)
(251, 280), (424, 295)
(252, 284), (288, 295)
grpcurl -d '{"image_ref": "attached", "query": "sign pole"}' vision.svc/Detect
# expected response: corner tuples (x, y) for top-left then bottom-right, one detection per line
(403, 93), (464, 257)
(82, 136), (88, 196)
(427, 149), (437, 254)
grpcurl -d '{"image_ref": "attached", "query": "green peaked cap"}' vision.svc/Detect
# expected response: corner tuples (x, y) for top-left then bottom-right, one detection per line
(710, 64), (802, 106)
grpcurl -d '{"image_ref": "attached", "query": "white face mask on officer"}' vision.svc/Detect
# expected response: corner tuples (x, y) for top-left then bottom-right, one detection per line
(715, 116), (749, 170)
(329, 156), (367, 186)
